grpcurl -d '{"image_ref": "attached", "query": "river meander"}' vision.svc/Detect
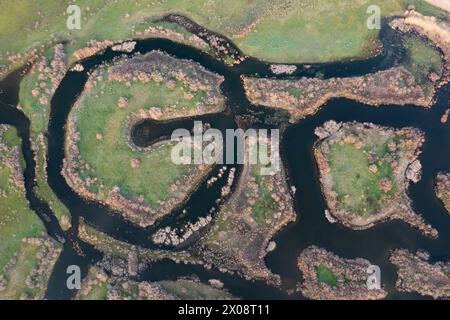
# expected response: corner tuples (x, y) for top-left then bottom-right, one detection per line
(0, 18), (448, 300)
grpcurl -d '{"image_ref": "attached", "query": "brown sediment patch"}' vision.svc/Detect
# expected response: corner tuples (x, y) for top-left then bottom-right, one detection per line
(243, 67), (429, 122)
(194, 138), (296, 286)
(297, 246), (387, 300)
(313, 121), (437, 238)
(390, 249), (450, 299)
(436, 172), (450, 213)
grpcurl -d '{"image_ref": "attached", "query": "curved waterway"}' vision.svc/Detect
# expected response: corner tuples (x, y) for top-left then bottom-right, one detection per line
(0, 17), (448, 300)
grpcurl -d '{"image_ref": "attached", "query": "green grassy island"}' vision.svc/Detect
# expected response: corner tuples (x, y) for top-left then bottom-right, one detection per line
(314, 121), (437, 237)
(63, 51), (225, 227)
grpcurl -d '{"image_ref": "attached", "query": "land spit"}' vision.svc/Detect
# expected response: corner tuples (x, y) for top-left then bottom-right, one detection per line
(194, 138), (296, 286)
(243, 67), (430, 122)
(297, 246), (387, 300)
(435, 172), (450, 213)
(390, 249), (450, 299)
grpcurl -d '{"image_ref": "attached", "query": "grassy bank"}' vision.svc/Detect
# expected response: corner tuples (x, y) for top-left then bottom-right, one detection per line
(251, 163), (279, 224)
(403, 34), (444, 95)
(0, 127), (43, 272)
(0, 126), (61, 299)
(18, 48), (71, 230)
(2, 0), (449, 75)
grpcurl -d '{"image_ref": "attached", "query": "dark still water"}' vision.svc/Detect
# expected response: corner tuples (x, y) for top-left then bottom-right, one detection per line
(0, 18), (449, 300)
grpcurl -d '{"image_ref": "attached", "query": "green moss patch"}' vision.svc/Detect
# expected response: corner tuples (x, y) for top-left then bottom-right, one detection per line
(314, 265), (338, 287)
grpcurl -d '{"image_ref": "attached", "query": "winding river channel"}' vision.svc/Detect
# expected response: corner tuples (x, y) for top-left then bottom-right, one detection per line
(0, 17), (449, 300)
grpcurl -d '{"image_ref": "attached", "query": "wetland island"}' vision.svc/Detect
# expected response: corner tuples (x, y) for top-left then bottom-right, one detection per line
(0, 0), (449, 301)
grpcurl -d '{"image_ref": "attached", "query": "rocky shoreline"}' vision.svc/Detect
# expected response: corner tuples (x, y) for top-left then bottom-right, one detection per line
(0, 126), (62, 299)
(64, 116), (212, 228)
(241, 10), (450, 123)
(106, 51), (225, 116)
(435, 172), (450, 213)
(164, 14), (246, 66)
(0, 125), (26, 192)
(390, 249), (450, 299)
(25, 44), (67, 109)
(314, 121), (437, 238)
(135, 24), (209, 53)
(77, 265), (176, 300)
(297, 246), (387, 300)
(77, 219), (239, 300)
(72, 40), (115, 62)
(152, 167), (236, 247)
(16, 43), (73, 230)
(77, 264), (235, 300)
(78, 218), (203, 269)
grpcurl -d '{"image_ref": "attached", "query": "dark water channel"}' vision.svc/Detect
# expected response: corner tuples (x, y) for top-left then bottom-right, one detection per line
(0, 18), (448, 300)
